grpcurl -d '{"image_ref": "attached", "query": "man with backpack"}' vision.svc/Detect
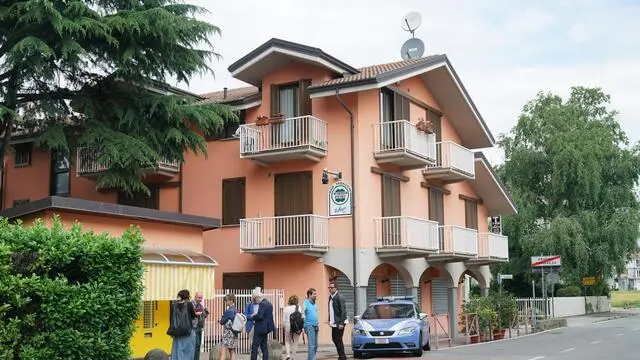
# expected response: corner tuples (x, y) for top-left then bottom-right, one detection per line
(283, 295), (304, 360)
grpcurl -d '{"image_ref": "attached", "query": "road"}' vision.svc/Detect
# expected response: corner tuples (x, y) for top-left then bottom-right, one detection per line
(423, 314), (640, 360)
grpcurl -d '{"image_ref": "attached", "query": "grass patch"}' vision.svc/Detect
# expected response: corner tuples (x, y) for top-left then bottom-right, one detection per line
(611, 291), (640, 308)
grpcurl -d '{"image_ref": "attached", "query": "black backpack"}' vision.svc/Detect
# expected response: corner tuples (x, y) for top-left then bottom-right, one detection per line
(167, 301), (192, 337)
(290, 305), (304, 335)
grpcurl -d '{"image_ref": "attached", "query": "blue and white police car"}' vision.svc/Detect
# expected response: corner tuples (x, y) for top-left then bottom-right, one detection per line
(351, 296), (430, 358)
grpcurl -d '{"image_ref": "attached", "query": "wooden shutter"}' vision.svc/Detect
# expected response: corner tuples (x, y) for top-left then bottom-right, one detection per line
(428, 188), (444, 224)
(393, 93), (410, 120)
(381, 176), (401, 217)
(299, 79), (312, 116)
(464, 199), (478, 230)
(270, 84), (280, 116)
(428, 110), (442, 142)
(222, 178), (246, 225)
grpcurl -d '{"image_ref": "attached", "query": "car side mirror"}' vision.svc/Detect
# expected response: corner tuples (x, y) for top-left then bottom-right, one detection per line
(419, 312), (428, 320)
(354, 315), (361, 322)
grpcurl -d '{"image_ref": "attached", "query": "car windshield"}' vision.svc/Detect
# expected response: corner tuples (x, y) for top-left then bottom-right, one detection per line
(361, 303), (415, 320)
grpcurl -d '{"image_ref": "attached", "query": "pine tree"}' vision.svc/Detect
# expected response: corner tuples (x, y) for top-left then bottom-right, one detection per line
(0, 0), (236, 195)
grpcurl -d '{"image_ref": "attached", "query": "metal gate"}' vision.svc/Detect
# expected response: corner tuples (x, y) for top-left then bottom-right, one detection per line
(202, 289), (285, 354)
(335, 274), (355, 318)
(366, 276), (377, 306)
(390, 274), (408, 296)
(431, 278), (449, 315)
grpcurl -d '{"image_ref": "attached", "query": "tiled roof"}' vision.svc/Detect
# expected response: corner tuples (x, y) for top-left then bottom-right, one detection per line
(199, 86), (259, 104)
(202, 56), (442, 104)
(309, 56), (441, 89)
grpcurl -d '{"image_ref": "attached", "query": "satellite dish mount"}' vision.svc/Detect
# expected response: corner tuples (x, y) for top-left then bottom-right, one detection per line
(400, 12), (425, 60)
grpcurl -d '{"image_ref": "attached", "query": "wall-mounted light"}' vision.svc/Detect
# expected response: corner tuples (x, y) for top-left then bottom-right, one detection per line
(322, 168), (342, 185)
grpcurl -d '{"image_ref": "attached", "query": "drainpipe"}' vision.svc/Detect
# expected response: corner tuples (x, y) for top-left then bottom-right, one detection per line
(334, 88), (358, 315)
(178, 162), (183, 213)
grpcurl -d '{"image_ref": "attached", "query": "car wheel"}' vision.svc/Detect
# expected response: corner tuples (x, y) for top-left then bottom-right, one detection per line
(353, 351), (364, 359)
(423, 337), (431, 351)
(413, 332), (424, 357)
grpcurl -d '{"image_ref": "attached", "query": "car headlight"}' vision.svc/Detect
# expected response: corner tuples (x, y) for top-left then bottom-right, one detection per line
(353, 329), (368, 336)
(395, 327), (416, 335)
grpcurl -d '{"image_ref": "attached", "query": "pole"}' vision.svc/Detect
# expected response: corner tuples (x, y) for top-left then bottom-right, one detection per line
(551, 282), (555, 318)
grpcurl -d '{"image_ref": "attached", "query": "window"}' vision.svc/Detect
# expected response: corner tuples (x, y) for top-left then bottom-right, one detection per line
(270, 79), (312, 117)
(464, 199), (478, 230)
(222, 177), (246, 225)
(206, 110), (246, 140)
(427, 109), (442, 141)
(428, 188), (445, 224)
(50, 152), (70, 196)
(361, 303), (416, 320)
(13, 143), (31, 167)
(117, 188), (159, 209)
(12, 199), (30, 207)
(143, 301), (156, 329)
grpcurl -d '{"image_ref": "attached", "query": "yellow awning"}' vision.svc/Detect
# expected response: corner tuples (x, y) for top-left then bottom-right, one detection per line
(141, 247), (217, 301)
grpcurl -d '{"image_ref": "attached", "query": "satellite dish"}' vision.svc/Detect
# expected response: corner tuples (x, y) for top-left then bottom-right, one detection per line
(401, 12), (422, 35)
(401, 38), (425, 60)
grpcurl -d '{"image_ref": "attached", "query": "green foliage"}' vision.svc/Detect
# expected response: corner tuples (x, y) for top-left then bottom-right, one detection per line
(556, 285), (581, 297)
(0, 0), (238, 195)
(496, 87), (640, 295)
(0, 215), (144, 360)
(462, 292), (517, 329)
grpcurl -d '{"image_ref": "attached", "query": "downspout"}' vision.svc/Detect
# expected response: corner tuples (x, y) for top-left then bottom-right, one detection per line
(178, 162), (183, 213)
(334, 88), (358, 315)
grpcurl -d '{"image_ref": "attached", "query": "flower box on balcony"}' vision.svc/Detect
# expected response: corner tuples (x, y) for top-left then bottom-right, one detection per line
(269, 114), (285, 124)
(256, 116), (269, 126)
(416, 118), (434, 133)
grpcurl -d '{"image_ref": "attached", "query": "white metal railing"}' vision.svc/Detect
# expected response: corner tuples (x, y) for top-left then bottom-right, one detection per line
(240, 214), (329, 250)
(439, 225), (478, 255)
(427, 141), (474, 176)
(478, 233), (509, 259)
(239, 115), (328, 155)
(76, 147), (180, 174)
(373, 120), (436, 160)
(374, 216), (440, 251)
(517, 298), (551, 320)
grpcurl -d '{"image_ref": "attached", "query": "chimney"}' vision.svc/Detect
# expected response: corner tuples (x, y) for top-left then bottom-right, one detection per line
(223, 87), (228, 99)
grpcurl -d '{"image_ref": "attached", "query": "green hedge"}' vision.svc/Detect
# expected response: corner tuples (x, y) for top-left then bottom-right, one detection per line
(0, 216), (144, 359)
(556, 285), (581, 297)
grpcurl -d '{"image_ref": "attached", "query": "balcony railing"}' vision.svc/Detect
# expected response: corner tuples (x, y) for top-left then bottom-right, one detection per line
(239, 116), (328, 163)
(240, 214), (329, 253)
(439, 225), (478, 256)
(76, 147), (180, 176)
(423, 141), (475, 181)
(477, 233), (509, 260)
(374, 216), (440, 252)
(373, 120), (437, 169)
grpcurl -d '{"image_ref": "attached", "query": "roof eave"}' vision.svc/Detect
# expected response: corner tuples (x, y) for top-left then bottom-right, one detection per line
(473, 153), (518, 215)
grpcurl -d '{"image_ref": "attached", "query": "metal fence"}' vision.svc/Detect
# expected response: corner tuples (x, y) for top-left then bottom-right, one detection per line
(516, 298), (551, 321)
(202, 289), (286, 354)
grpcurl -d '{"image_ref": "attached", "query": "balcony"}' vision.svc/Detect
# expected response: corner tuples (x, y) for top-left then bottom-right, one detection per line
(467, 233), (509, 265)
(422, 141), (474, 183)
(240, 214), (329, 256)
(429, 225), (478, 261)
(76, 147), (180, 182)
(373, 120), (437, 170)
(374, 216), (440, 258)
(239, 115), (328, 165)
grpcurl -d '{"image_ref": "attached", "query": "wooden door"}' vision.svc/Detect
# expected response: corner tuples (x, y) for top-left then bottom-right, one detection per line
(381, 175), (402, 246)
(428, 188), (445, 250)
(274, 172), (313, 246)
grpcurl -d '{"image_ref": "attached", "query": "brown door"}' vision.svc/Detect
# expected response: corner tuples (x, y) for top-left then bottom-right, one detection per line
(381, 175), (402, 246)
(274, 171), (313, 246)
(429, 110), (442, 165)
(428, 188), (445, 250)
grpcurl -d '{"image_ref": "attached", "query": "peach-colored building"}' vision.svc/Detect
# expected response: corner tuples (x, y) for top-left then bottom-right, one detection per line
(0, 38), (516, 346)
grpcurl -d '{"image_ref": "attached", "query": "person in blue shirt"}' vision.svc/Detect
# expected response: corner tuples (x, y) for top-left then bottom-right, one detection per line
(302, 288), (318, 360)
(244, 292), (261, 356)
(218, 293), (238, 360)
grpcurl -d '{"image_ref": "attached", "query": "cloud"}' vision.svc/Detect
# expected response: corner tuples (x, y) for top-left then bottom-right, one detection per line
(174, 0), (640, 166)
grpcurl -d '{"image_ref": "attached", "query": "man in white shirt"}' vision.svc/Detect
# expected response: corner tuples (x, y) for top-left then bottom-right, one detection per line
(328, 281), (347, 360)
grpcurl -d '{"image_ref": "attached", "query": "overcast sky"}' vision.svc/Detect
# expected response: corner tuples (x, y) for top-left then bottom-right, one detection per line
(171, 0), (640, 165)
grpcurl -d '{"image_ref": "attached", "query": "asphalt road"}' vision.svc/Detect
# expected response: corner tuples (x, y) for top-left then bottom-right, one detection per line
(422, 315), (640, 360)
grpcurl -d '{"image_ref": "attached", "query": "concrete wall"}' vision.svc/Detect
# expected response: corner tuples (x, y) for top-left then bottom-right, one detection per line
(518, 296), (611, 319)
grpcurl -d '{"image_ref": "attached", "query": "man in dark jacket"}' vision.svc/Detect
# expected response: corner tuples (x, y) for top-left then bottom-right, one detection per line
(328, 281), (347, 360)
(249, 287), (275, 360)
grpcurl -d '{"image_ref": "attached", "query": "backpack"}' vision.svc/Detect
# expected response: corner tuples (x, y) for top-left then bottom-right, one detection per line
(167, 301), (192, 337)
(290, 305), (304, 335)
(231, 312), (247, 334)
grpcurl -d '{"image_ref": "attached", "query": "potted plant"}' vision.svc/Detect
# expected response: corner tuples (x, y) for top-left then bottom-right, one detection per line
(477, 307), (498, 342)
(269, 113), (285, 124)
(416, 118), (434, 133)
(493, 293), (517, 340)
(256, 115), (269, 126)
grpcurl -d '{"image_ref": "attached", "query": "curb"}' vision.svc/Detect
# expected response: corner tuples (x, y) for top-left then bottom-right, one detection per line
(435, 328), (562, 351)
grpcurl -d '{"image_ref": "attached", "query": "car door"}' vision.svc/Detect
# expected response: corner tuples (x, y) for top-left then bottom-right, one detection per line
(415, 303), (429, 344)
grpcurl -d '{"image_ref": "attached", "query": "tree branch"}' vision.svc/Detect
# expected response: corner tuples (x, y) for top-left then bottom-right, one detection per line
(0, 69), (13, 82)
(16, 89), (77, 103)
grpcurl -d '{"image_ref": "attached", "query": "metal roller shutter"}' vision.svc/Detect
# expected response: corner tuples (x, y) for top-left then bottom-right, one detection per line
(431, 278), (449, 315)
(366, 276), (377, 306)
(335, 274), (355, 319)
(390, 275), (408, 296)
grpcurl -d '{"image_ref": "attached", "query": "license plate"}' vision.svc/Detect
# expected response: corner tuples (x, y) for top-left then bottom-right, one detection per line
(374, 338), (389, 344)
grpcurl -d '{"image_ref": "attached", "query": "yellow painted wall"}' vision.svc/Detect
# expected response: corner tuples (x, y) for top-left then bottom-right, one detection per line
(130, 300), (172, 358)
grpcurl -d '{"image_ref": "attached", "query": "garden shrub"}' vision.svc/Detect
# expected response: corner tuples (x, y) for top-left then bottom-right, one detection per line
(0, 216), (144, 360)
(556, 285), (581, 297)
